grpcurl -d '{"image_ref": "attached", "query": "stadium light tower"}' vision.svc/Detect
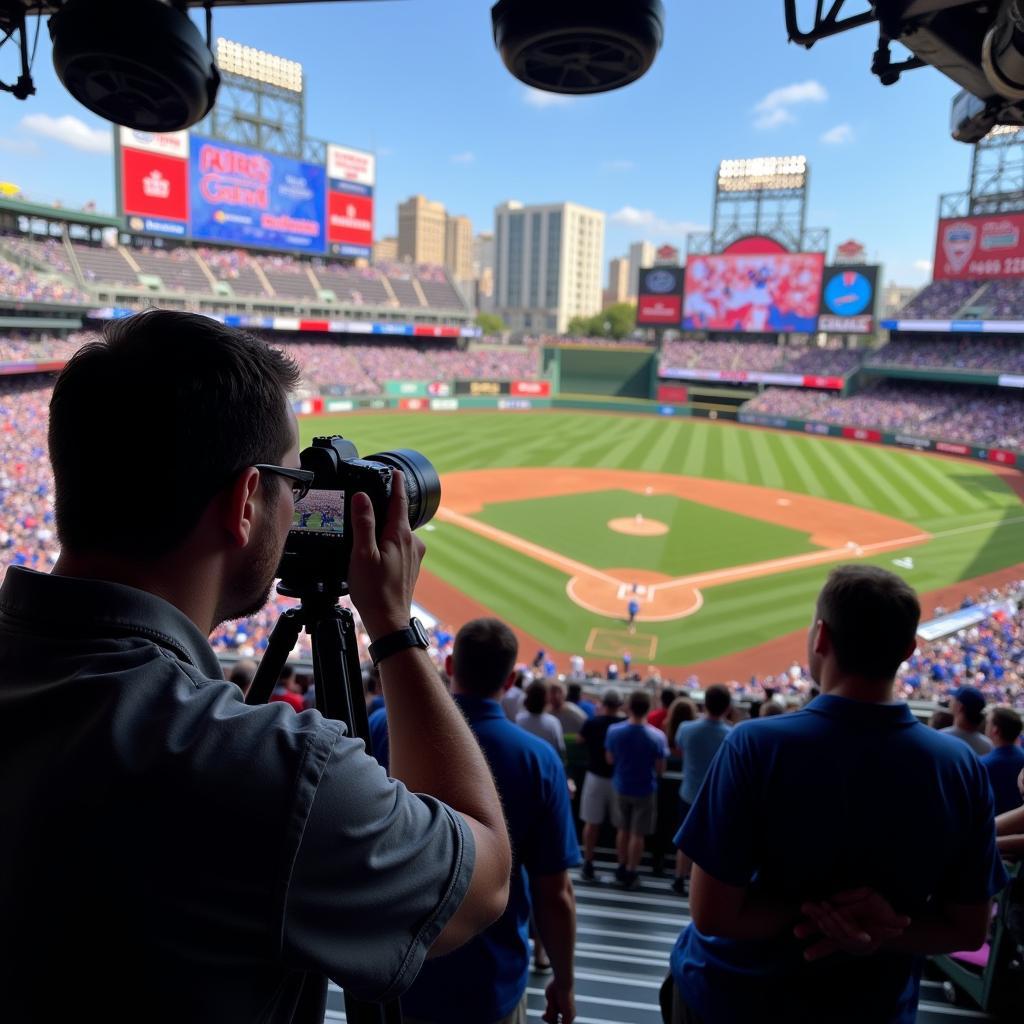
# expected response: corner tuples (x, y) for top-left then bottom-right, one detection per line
(688, 155), (827, 256)
(939, 125), (1024, 219)
(199, 38), (317, 163)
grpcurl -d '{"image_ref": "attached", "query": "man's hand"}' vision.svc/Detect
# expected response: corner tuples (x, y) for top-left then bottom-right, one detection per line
(794, 887), (911, 961)
(1017, 765), (1024, 799)
(347, 470), (426, 641)
(542, 979), (575, 1024)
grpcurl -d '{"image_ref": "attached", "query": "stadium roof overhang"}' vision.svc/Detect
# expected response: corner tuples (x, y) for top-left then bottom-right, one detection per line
(0, 196), (121, 230)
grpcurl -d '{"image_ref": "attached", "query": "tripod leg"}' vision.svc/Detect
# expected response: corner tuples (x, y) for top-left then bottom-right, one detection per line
(245, 607), (304, 706)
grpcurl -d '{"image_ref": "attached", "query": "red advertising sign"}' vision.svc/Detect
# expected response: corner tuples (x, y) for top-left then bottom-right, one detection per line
(121, 147), (188, 222)
(637, 294), (682, 324)
(657, 383), (688, 403)
(936, 441), (971, 455)
(327, 191), (373, 248)
(934, 213), (1024, 280)
(842, 427), (882, 443)
(511, 380), (551, 397)
(413, 324), (460, 338)
(987, 448), (1017, 464)
(399, 398), (428, 411)
(802, 375), (845, 390)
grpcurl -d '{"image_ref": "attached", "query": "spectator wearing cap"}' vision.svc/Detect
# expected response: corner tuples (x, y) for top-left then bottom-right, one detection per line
(981, 706), (1024, 814)
(577, 689), (626, 881)
(941, 685), (994, 755)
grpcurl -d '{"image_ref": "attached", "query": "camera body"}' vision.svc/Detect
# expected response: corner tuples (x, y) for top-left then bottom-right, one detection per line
(276, 435), (440, 596)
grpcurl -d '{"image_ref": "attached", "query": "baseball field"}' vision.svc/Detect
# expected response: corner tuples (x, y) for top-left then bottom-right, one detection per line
(300, 410), (1024, 674)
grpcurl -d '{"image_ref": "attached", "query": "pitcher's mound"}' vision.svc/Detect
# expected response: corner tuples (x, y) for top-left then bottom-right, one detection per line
(609, 516), (668, 536)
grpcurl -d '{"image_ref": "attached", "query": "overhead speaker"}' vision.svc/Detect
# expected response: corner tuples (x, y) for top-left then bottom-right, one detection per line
(491, 0), (665, 95)
(49, 0), (220, 131)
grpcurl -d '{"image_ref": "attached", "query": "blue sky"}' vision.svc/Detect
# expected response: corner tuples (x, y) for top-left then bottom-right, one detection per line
(0, 0), (980, 285)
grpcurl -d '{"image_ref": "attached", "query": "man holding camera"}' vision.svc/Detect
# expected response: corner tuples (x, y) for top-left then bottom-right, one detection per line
(0, 311), (511, 1021)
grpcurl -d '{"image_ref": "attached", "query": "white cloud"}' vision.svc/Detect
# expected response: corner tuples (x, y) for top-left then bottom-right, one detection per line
(821, 123), (854, 145)
(913, 259), (933, 272)
(753, 79), (827, 130)
(754, 108), (795, 131)
(20, 114), (112, 154)
(603, 159), (635, 172)
(0, 137), (39, 154)
(450, 151), (475, 164)
(610, 206), (706, 239)
(522, 87), (577, 109)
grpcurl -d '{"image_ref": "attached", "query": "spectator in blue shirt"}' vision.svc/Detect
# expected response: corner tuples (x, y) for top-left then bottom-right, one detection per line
(981, 706), (1024, 815)
(671, 683), (732, 896)
(605, 690), (668, 889)
(669, 565), (1007, 1024)
(400, 618), (581, 1024)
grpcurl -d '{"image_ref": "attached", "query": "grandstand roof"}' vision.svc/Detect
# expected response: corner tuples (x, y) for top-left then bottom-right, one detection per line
(0, 196), (121, 231)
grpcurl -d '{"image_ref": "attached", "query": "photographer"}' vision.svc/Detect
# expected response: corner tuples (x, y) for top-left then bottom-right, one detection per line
(0, 310), (511, 1022)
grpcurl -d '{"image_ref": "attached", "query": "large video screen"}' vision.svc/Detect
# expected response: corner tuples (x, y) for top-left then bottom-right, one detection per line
(934, 213), (1024, 280)
(190, 136), (326, 254)
(683, 252), (825, 333)
(117, 129), (373, 259)
(818, 264), (879, 334)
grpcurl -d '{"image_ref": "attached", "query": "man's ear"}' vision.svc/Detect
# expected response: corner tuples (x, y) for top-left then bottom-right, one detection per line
(812, 618), (830, 656)
(223, 467), (261, 549)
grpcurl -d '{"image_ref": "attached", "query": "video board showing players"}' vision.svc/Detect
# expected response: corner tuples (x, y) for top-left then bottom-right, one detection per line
(683, 252), (825, 333)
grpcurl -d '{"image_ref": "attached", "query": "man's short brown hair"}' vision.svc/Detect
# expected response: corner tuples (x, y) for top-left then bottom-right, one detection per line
(452, 618), (518, 697)
(817, 565), (920, 680)
(628, 690), (651, 718)
(989, 705), (1023, 743)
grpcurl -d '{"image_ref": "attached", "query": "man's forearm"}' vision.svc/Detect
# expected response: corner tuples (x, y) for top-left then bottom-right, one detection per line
(532, 877), (576, 987)
(380, 648), (504, 833)
(721, 894), (799, 942)
(882, 915), (985, 955)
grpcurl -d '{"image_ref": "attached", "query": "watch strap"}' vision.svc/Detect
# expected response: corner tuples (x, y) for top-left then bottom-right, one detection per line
(368, 618), (429, 666)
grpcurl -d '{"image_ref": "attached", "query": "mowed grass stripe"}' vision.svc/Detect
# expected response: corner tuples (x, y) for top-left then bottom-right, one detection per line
(852, 447), (940, 520)
(795, 436), (863, 505)
(679, 421), (711, 478)
(639, 418), (684, 473)
(720, 424), (756, 486)
(824, 441), (914, 518)
(594, 419), (660, 469)
(904, 451), (991, 514)
(744, 429), (787, 490)
(772, 433), (828, 497)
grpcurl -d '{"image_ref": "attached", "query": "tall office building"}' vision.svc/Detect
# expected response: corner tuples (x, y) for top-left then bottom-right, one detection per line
(398, 195), (446, 265)
(373, 236), (399, 263)
(473, 232), (496, 310)
(627, 240), (655, 298)
(445, 214), (474, 284)
(604, 256), (630, 307)
(493, 201), (605, 334)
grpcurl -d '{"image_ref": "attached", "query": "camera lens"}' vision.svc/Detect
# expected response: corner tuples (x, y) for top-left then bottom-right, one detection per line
(369, 449), (441, 530)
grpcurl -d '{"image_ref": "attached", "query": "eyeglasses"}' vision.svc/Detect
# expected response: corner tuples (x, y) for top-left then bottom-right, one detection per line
(254, 464), (315, 504)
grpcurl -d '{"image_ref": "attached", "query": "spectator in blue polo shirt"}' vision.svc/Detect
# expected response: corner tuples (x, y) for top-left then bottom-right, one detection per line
(981, 706), (1024, 814)
(606, 690), (668, 889)
(401, 618), (581, 1024)
(668, 565), (1007, 1024)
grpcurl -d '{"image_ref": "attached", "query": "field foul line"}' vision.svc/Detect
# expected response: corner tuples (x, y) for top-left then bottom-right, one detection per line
(436, 507), (621, 586)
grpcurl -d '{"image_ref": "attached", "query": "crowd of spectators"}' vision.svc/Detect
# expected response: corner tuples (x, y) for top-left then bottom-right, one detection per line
(659, 339), (862, 376)
(0, 257), (89, 305)
(745, 380), (1024, 449)
(899, 279), (983, 319)
(866, 336), (1024, 373)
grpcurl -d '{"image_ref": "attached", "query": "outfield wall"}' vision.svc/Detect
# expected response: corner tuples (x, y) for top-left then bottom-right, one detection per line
(296, 385), (1024, 469)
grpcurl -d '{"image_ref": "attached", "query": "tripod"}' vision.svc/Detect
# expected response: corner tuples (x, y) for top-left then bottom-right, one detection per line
(248, 584), (402, 1024)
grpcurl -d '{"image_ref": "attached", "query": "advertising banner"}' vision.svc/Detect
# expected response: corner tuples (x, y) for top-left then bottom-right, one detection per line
(430, 398), (459, 411)
(636, 266), (685, 326)
(842, 426), (882, 443)
(327, 191), (373, 258)
(385, 380), (428, 397)
(119, 128), (189, 158)
(935, 441), (971, 455)
(454, 380), (511, 396)
(934, 213), (1024, 280)
(398, 398), (429, 411)
(987, 448), (1017, 464)
(891, 434), (933, 451)
(511, 380), (551, 397)
(326, 144), (375, 192)
(660, 367), (843, 390)
(818, 265), (878, 334)
(427, 381), (452, 396)
(683, 252), (824, 333)
(413, 324), (461, 338)
(657, 383), (688, 403)
(121, 147), (189, 235)
(498, 398), (533, 410)
(325, 399), (354, 412)
(190, 135), (326, 254)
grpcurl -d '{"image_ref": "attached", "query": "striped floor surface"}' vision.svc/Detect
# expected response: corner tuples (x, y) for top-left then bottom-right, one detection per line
(326, 852), (994, 1023)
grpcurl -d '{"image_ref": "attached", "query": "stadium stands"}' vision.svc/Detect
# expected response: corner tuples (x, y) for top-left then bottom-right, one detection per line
(0, 233), (471, 315)
(659, 339), (862, 376)
(866, 337), (1024, 373)
(745, 380), (1024, 448)
(899, 280), (985, 319)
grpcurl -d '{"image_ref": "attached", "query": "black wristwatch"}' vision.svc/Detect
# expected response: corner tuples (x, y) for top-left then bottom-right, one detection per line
(368, 617), (430, 666)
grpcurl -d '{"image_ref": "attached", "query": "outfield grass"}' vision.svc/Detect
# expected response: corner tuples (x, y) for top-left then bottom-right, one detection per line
(473, 490), (821, 575)
(304, 412), (1024, 666)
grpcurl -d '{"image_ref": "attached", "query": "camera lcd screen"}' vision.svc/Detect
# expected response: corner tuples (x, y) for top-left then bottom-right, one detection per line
(292, 489), (345, 536)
